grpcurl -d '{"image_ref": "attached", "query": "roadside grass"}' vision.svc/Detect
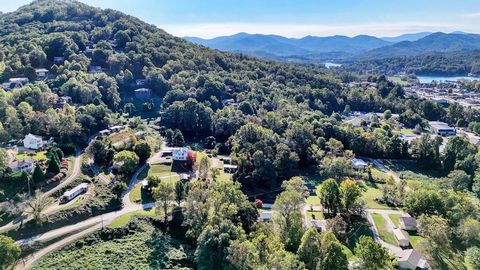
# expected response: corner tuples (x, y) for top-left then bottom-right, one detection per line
(306, 210), (324, 220)
(16, 151), (47, 161)
(360, 181), (392, 210)
(306, 195), (320, 206)
(108, 208), (157, 228)
(372, 213), (398, 246)
(388, 214), (401, 228)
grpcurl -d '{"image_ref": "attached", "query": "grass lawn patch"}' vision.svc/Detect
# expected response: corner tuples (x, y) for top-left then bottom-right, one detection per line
(408, 231), (425, 250)
(306, 211), (324, 220)
(388, 214), (401, 228)
(16, 151), (47, 161)
(388, 76), (410, 86)
(372, 213), (398, 246)
(216, 171), (231, 181)
(360, 181), (392, 210)
(129, 183), (155, 204)
(306, 195), (320, 206)
(370, 168), (389, 182)
(345, 221), (373, 255)
(108, 208), (157, 228)
(148, 164), (173, 177)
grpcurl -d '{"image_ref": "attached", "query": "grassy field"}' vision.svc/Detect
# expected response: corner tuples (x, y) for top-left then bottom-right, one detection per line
(388, 76), (410, 86)
(388, 214), (401, 227)
(16, 151), (47, 160)
(306, 210), (324, 220)
(372, 213), (398, 246)
(360, 181), (392, 210)
(108, 208), (157, 228)
(370, 168), (389, 182)
(148, 164), (173, 177)
(382, 159), (444, 182)
(306, 195), (320, 206)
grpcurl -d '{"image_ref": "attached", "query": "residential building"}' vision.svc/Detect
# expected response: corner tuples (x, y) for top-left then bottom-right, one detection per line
(400, 216), (417, 231)
(258, 211), (271, 222)
(8, 159), (34, 173)
(60, 183), (88, 204)
(23, 133), (45, 150)
(397, 249), (429, 270)
(135, 79), (147, 86)
(352, 158), (368, 170)
(311, 219), (328, 232)
(89, 65), (103, 74)
(134, 88), (152, 100)
(429, 121), (456, 136)
(3, 77), (29, 90)
(393, 228), (410, 247)
(35, 68), (49, 79)
(172, 148), (188, 161)
(109, 125), (125, 133)
(223, 164), (238, 174)
(99, 129), (111, 137)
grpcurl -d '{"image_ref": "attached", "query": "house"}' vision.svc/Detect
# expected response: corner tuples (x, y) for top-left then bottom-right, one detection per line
(431, 97), (449, 106)
(99, 129), (111, 137)
(35, 68), (49, 79)
(396, 249), (429, 270)
(8, 159), (34, 173)
(393, 228), (410, 247)
(224, 164), (238, 174)
(172, 148), (189, 161)
(400, 216), (417, 231)
(55, 96), (72, 108)
(258, 211), (272, 222)
(429, 121), (456, 136)
(135, 79), (147, 86)
(60, 183), (88, 204)
(53, 56), (65, 63)
(352, 158), (368, 170)
(222, 99), (236, 106)
(311, 219), (328, 232)
(134, 88), (152, 100)
(23, 134), (45, 150)
(3, 77), (29, 90)
(109, 125), (125, 133)
(89, 65), (103, 74)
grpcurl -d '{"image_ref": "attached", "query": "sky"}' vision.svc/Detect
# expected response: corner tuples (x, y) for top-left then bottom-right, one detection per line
(1, 0), (480, 38)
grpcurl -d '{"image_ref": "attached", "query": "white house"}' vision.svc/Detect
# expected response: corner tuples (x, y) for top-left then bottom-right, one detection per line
(35, 68), (49, 78)
(429, 121), (456, 136)
(352, 158), (368, 170)
(393, 228), (410, 247)
(8, 159), (34, 173)
(60, 183), (88, 203)
(223, 164), (238, 174)
(172, 148), (188, 161)
(397, 249), (429, 270)
(23, 134), (45, 150)
(400, 216), (417, 231)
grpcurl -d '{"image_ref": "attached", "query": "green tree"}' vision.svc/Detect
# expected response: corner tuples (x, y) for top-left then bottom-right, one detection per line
(459, 218), (480, 248)
(87, 139), (114, 167)
(153, 181), (175, 222)
(0, 234), (21, 269)
(32, 164), (45, 183)
(466, 247), (480, 270)
(0, 148), (8, 173)
(198, 156), (211, 180)
(46, 151), (60, 174)
(354, 236), (392, 270)
(113, 150), (139, 175)
(172, 129), (185, 146)
(297, 228), (322, 269)
(403, 189), (444, 217)
(133, 140), (151, 163)
(317, 179), (340, 214)
(25, 191), (52, 224)
(416, 214), (452, 267)
(227, 239), (260, 270)
(339, 178), (361, 213)
(174, 181), (185, 205)
(317, 231), (348, 270)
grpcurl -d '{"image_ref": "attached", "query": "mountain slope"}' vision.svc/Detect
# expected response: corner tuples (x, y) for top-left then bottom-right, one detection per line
(381, 32), (432, 42)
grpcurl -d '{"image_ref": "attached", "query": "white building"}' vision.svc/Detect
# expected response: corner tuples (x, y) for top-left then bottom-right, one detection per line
(23, 134), (45, 150)
(8, 159), (34, 173)
(429, 121), (456, 136)
(172, 148), (188, 161)
(393, 228), (410, 247)
(35, 68), (49, 78)
(352, 158), (368, 170)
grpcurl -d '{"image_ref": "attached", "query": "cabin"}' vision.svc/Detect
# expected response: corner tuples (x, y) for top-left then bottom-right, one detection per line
(134, 88), (152, 100)
(35, 68), (49, 79)
(429, 121), (456, 136)
(352, 158), (368, 170)
(55, 96), (72, 108)
(258, 211), (272, 222)
(396, 249), (429, 270)
(223, 164), (238, 174)
(60, 183), (88, 204)
(109, 125), (125, 133)
(135, 79), (147, 86)
(23, 133), (45, 150)
(393, 228), (410, 247)
(400, 216), (417, 231)
(8, 159), (34, 173)
(99, 129), (111, 137)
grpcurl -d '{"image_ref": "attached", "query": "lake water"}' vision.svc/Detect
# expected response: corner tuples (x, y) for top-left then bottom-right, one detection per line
(417, 75), (480, 84)
(324, 62), (342, 68)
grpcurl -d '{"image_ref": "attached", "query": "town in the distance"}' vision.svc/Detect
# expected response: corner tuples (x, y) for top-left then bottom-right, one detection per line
(0, 1), (479, 270)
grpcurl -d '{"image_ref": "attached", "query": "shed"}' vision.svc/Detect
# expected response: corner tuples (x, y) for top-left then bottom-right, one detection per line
(393, 228), (410, 247)
(396, 249), (429, 270)
(400, 216), (417, 231)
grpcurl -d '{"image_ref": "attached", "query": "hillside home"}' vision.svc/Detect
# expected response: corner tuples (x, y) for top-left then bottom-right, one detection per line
(400, 216), (417, 231)
(223, 164), (238, 174)
(134, 88), (152, 100)
(23, 133), (45, 150)
(35, 68), (49, 79)
(352, 158), (368, 170)
(3, 77), (29, 90)
(135, 79), (147, 86)
(396, 249), (429, 270)
(7, 159), (34, 173)
(53, 56), (65, 63)
(172, 147), (188, 161)
(258, 211), (271, 222)
(89, 65), (103, 74)
(55, 96), (73, 108)
(429, 121), (456, 136)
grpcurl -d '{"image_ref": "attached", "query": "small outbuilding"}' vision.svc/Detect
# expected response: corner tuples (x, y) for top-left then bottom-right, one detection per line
(396, 249), (429, 270)
(393, 228), (410, 247)
(352, 158), (368, 170)
(400, 216), (417, 231)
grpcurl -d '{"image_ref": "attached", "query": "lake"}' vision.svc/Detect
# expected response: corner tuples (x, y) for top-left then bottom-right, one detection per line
(324, 62), (342, 68)
(417, 75), (480, 84)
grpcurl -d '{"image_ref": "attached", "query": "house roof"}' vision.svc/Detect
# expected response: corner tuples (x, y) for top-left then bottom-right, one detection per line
(35, 68), (49, 72)
(63, 183), (88, 197)
(8, 158), (34, 169)
(397, 249), (423, 267)
(25, 133), (43, 140)
(259, 211), (271, 220)
(400, 216), (417, 227)
(311, 219), (328, 230)
(393, 228), (409, 241)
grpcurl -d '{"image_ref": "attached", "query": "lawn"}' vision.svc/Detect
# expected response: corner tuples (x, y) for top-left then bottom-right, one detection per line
(370, 168), (389, 182)
(372, 213), (398, 246)
(148, 164), (173, 177)
(108, 208), (157, 228)
(360, 181), (392, 210)
(306, 211), (324, 220)
(129, 183), (155, 204)
(408, 231), (425, 250)
(306, 195), (320, 206)
(388, 76), (410, 86)
(16, 151), (47, 161)
(345, 221), (373, 255)
(388, 214), (401, 228)
(381, 159), (444, 182)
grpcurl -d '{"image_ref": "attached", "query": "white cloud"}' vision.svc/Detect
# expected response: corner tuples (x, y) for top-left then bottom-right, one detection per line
(160, 22), (466, 38)
(463, 12), (480, 18)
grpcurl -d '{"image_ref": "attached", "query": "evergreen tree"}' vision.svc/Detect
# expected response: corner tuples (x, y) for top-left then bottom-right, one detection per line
(32, 164), (45, 183)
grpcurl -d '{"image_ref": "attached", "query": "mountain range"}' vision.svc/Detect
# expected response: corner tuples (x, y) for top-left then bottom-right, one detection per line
(185, 31), (480, 62)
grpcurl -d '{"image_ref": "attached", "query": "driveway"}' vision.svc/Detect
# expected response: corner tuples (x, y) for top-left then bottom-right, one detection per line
(365, 209), (405, 254)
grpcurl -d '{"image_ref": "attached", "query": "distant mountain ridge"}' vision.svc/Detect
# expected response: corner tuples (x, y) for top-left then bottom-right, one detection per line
(185, 31), (480, 62)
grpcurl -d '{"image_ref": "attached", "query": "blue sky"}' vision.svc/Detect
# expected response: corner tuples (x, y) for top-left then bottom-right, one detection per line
(1, 0), (480, 38)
